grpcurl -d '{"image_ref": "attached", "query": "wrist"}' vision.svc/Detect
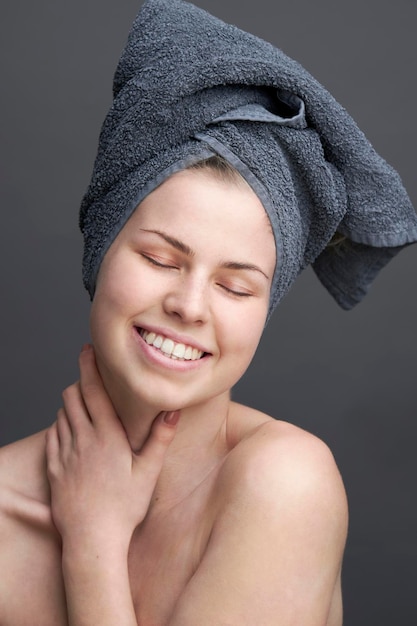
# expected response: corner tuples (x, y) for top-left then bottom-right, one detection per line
(61, 531), (131, 567)
(60, 536), (137, 626)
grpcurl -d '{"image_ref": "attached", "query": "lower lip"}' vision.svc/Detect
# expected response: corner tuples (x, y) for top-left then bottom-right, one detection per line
(132, 328), (211, 372)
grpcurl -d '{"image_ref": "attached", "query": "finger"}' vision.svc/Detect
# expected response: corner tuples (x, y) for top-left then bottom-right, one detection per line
(45, 423), (60, 476)
(134, 411), (180, 481)
(56, 407), (73, 457)
(78, 345), (123, 434)
(61, 382), (92, 438)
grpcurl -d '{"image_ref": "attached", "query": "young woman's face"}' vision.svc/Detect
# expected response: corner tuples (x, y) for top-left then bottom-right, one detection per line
(90, 168), (276, 413)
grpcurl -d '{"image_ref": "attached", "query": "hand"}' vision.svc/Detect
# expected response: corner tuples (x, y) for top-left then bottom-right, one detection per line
(45, 344), (179, 551)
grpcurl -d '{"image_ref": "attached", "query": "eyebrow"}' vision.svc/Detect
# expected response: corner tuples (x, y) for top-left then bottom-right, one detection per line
(140, 228), (270, 279)
(220, 261), (269, 280)
(140, 229), (195, 256)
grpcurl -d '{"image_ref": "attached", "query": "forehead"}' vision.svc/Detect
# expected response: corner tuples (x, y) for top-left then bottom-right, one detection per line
(125, 168), (274, 241)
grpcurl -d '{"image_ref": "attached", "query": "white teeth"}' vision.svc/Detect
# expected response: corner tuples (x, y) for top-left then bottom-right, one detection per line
(161, 338), (175, 355)
(173, 343), (186, 358)
(140, 329), (204, 361)
(145, 332), (156, 345)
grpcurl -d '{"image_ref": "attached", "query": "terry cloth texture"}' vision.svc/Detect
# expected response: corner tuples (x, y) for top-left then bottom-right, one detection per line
(79, 0), (417, 316)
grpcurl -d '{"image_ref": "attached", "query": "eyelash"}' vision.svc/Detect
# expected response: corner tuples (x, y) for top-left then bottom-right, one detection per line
(141, 254), (178, 269)
(141, 254), (253, 298)
(219, 285), (252, 298)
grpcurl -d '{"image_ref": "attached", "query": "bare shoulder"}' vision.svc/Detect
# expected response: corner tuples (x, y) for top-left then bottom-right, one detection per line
(0, 431), (53, 541)
(170, 406), (347, 624)
(0, 433), (64, 626)
(224, 402), (347, 516)
(0, 430), (50, 506)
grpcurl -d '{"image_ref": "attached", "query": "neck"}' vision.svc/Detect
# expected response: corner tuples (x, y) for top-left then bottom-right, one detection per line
(115, 390), (232, 510)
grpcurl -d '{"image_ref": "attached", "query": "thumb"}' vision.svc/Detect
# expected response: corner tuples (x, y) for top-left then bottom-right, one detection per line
(133, 411), (180, 480)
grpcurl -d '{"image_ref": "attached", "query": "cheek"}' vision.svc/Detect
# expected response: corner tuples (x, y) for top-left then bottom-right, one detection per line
(220, 302), (267, 362)
(89, 261), (132, 348)
(98, 260), (135, 302)
(93, 254), (147, 315)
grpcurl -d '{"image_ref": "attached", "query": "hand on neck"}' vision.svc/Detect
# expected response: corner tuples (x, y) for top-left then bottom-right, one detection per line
(113, 390), (232, 510)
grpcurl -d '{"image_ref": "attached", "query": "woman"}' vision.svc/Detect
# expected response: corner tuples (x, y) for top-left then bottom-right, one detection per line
(0, 155), (348, 625)
(0, 1), (415, 624)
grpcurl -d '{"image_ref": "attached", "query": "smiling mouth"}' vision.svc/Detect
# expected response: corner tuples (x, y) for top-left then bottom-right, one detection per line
(137, 328), (208, 361)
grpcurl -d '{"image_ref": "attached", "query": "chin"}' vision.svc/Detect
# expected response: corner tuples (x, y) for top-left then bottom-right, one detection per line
(94, 344), (244, 417)
(120, 375), (231, 418)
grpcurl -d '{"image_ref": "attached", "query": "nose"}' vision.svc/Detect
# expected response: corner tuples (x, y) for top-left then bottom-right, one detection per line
(163, 274), (209, 325)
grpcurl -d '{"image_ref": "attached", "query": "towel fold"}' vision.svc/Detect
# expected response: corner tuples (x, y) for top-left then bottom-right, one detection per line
(80, 0), (417, 316)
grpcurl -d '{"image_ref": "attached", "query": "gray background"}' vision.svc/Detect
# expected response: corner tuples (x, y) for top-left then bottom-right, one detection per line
(1, 0), (416, 623)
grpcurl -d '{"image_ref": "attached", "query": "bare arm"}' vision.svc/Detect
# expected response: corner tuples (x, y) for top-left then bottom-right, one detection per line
(46, 345), (179, 626)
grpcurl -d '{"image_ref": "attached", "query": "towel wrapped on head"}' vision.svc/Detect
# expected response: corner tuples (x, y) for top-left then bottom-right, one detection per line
(79, 0), (417, 317)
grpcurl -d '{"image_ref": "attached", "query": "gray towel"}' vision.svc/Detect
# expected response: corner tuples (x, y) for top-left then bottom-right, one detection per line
(80, 0), (417, 316)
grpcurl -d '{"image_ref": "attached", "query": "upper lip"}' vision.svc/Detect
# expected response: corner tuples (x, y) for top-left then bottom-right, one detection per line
(135, 324), (212, 355)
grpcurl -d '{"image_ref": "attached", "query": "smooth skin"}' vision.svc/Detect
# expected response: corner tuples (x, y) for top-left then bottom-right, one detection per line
(0, 170), (348, 625)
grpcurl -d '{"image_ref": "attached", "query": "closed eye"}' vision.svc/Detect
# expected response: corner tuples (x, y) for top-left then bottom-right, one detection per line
(218, 284), (253, 298)
(141, 253), (178, 270)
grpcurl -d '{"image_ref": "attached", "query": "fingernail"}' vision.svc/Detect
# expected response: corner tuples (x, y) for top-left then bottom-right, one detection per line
(163, 410), (180, 426)
(81, 343), (92, 353)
